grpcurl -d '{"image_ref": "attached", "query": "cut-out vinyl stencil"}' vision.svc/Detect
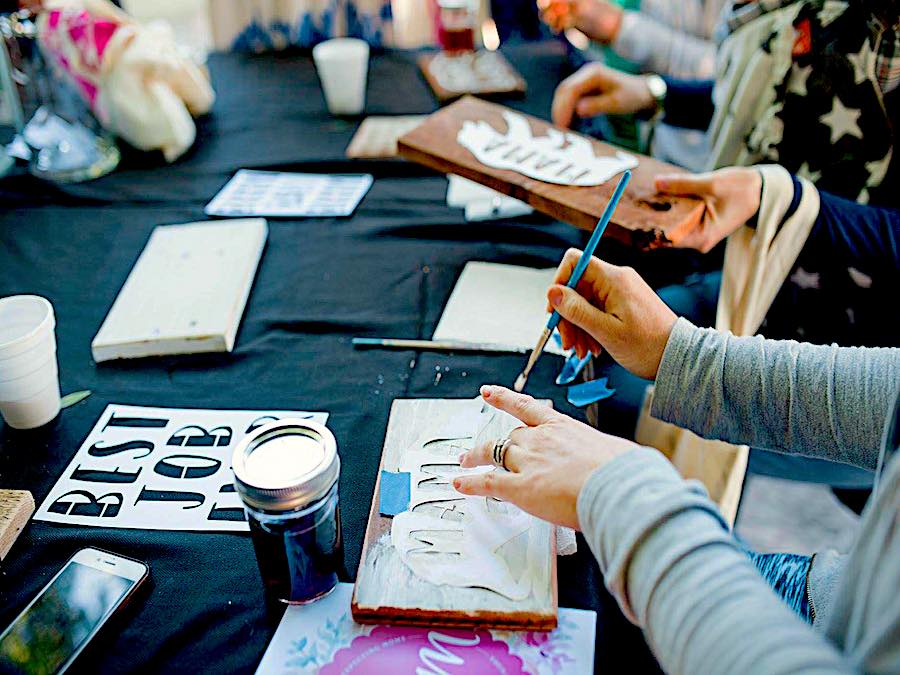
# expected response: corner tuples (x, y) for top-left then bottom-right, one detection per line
(457, 110), (638, 186)
(353, 398), (557, 630)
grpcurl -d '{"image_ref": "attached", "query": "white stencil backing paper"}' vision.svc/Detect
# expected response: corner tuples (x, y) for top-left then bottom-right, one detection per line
(388, 400), (545, 600)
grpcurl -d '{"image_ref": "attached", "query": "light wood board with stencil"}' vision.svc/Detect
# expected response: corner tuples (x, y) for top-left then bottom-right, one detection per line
(352, 398), (557, 630)
(0, 489), (34, 560)
(418, 51), (526, 102)
(398, 96), (706, 247)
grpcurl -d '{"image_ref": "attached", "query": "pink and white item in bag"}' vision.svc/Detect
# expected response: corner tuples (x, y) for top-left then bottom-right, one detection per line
(38, 0), (214, 161)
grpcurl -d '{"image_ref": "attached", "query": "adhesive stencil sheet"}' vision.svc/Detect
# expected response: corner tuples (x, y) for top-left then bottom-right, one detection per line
(205, 170), (373, 218)
(457, 110), (637, 186)
(433, 261), (566, 356)
(34, 404), (328, 532)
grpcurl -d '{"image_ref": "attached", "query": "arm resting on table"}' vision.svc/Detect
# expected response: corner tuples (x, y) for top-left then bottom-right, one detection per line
(651, 318), (900, 469)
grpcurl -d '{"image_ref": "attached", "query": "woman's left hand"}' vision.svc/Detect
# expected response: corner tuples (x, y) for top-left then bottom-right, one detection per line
(454, 385), (638, 530)
(654, 167), (762, 253)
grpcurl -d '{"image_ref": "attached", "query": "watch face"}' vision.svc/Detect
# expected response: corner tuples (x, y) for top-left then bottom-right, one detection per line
(646, 75), (666, 102)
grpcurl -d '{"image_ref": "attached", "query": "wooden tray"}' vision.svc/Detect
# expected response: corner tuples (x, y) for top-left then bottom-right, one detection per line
(352, 398), (558, 630)
(398, 96), (705, 246)
(418, 51), (526, 102)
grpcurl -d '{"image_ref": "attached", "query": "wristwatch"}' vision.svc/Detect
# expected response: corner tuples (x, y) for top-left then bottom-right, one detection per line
(644, 74), (667, 113)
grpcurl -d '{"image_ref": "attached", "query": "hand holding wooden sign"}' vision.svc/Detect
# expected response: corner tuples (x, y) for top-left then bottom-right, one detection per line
(398, 97), (705, 247)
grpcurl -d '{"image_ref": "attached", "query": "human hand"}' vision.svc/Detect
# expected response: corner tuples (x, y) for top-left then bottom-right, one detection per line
(453, 385), (638, 530)
(546, 250), (676, 379)
(538, 0), (623, 43)
(552, 62), (655, 128)
(655, 167), (762, 253)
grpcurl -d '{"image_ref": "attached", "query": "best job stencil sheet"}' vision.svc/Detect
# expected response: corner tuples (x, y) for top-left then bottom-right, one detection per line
(34, 405), (328, 532)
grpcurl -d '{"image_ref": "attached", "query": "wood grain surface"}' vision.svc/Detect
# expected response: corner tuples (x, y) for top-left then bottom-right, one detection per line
(0, 489), (34, 561)
(398, 96), (705, 246)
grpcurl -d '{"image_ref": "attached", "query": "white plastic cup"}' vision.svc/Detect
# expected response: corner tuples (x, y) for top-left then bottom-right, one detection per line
(0, 295), (61, 429)
(312, 38), (370, 116)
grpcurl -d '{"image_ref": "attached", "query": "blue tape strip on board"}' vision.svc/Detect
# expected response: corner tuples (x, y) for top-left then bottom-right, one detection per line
(567, 378), (616, 407)
(556, 351), (592, 386)
(379, 470), (411, 517)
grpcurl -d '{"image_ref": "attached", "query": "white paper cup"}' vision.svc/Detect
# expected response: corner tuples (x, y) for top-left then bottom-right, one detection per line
(312, 38), (369, 116)
(0, 295), (61, 429)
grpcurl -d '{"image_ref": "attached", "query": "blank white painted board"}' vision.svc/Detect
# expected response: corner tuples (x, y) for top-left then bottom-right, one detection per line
(446, 175), (533, 222)
(91, 219), (267, 362)
(433, 261), (565, 355)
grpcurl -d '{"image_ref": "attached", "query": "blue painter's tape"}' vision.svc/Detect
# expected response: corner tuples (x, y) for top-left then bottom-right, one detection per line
(556, 351), (592, 386)
(379, 470), (411, 517)
(567, 378), (616, 407)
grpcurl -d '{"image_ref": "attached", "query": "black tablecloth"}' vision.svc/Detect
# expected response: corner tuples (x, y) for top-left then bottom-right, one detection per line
(0, 42), (690, 673)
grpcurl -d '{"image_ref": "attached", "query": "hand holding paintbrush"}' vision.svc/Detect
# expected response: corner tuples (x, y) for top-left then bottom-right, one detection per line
(514, 170), (631, 392)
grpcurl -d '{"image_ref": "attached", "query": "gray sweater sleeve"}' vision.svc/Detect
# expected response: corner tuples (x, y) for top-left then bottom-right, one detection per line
(577, 448), (853, 674)
(651, 318), (900, 469)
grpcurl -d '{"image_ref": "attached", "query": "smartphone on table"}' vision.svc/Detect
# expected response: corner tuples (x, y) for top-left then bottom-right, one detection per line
(0, 547), (149, 674)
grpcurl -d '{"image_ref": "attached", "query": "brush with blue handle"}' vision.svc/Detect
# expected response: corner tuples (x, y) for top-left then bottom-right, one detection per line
(513, 170), (631, 392)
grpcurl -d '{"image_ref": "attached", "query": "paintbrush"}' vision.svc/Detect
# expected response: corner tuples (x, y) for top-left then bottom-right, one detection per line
(513, 170), (631, 393)
(352, 337), (528, 354)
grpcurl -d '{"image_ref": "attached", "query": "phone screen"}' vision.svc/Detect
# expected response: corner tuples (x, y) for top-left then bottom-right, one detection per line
(0, 561), (134, 674)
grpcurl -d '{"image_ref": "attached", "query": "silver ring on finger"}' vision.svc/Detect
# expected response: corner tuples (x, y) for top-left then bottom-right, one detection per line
(492, 436), (513, 471)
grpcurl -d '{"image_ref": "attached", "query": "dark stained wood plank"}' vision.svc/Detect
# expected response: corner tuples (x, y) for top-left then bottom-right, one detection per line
(398, 96), (705, 247)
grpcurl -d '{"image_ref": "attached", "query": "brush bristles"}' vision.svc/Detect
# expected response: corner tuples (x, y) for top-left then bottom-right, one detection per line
(513, 373), (527, 392)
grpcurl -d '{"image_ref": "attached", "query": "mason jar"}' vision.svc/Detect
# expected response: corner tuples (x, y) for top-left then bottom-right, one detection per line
(232, 419), (342, 604)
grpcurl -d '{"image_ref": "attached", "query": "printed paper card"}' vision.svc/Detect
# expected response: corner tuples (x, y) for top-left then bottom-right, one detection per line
(205, 170), (373, 218)
(256, 583), (596, 674)
(34, 404), (328, 532)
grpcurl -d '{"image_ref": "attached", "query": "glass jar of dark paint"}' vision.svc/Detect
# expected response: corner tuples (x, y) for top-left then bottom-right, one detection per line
(232, 419), (342, 604)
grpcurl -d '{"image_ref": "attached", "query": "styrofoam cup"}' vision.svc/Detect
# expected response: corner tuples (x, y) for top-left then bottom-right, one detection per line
(312, 38), (369, 116)
(0, 295), (61, 429)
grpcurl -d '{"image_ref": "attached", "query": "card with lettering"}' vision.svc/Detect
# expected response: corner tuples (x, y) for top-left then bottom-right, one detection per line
(205, 170), (373, 218)
(256, 583), (596, 674)
(34, 405), (329, 532)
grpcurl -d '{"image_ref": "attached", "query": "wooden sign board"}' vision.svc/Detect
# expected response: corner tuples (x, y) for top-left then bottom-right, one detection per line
(398, 96), (705, 246)
(418, 51), (526, 103)
(0, 489), (34, 560)
(91, 219), (267, 362)
(346, 115), (429, 159)
(352, 398), (558, 630)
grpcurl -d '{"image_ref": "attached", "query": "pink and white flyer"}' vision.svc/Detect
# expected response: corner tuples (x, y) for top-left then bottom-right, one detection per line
(256, 584), (596, 674)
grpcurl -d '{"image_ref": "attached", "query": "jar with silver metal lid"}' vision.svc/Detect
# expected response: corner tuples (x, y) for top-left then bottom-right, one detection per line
(232, 419), (342, 604)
